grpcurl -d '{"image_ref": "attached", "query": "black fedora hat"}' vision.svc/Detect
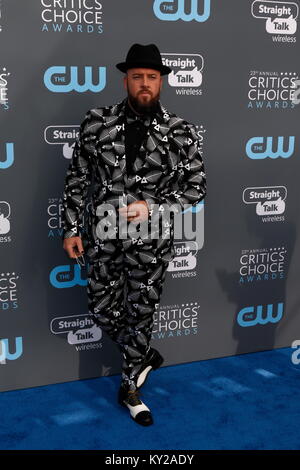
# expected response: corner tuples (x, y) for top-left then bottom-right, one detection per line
(116, 43), (172, 75)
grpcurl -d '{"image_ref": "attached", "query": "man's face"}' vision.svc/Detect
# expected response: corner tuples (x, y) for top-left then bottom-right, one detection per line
(124, 67), (163, 114)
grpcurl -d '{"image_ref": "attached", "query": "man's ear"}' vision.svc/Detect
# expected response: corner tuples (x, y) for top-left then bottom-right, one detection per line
(123, 74), (127, 90)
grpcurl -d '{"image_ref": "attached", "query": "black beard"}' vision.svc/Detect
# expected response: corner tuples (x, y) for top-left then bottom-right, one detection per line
(127, 92), (160, 116)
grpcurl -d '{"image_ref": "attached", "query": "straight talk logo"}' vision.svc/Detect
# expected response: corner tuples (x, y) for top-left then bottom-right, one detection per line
(242, 185), (287, 222)
(50, 314), (103, 350)
(161, 53), (204, 96)
(251, 0), (298, 41)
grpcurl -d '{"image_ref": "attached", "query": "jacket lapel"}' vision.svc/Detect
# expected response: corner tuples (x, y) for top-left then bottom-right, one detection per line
(97, 97), (174, 189)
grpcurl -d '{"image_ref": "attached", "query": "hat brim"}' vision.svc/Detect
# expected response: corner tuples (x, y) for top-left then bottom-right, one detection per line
(116, 61), (172, 75)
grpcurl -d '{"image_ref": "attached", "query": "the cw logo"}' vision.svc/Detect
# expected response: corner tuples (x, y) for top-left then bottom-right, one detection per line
(246, 136), (295, 159)
(0, 337), (23, 362)
(153, 0), (211, 22)
(44, 66), (106, 92)
(50, 264), (87, 288)
(237, 303), (284, 327)
(0, 143), (14, 169)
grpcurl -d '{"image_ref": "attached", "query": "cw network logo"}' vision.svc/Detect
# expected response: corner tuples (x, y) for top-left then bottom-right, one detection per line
(153, 0), (211, 22)
(50, 264), (87, 288)
(0, 337), (23, 363)
(0, 143), (14, 169)
(237, 302), (284, 327)
(44, 66), (106, 93)
(246, 136), (295, 159)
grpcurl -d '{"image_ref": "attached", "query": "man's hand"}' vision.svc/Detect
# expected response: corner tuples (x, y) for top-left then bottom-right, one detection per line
(63, 236), (84, 259)
(118, 201), (149, 223)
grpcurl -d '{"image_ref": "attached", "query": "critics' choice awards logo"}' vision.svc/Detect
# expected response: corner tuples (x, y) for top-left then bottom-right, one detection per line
(162, 53), (204, 96)
(251, 0), (298, 41)
(248, 70), (299, 109)
(0, 271), (19, 310)
(0, 337), (23, 364)
(50, 314), (103, 350)
(48, 197), (69, 238)
(0, 67), (10, 110)
(40, 0), (103, 34)
(0, 142), (14, 169)
(44, 66), (106, 93)
(246, 136), (295, 159)
(151, 302), (200, 339)
(237, 302), (284, 327)
(153, 0), (211, 22)
(239, 247), (286, 284)
(242, 186), (287, 222)
(48, 199), (88, 240)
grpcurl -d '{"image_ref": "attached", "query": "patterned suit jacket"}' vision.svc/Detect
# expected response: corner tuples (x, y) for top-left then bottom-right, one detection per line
(61, 97), (207, 249)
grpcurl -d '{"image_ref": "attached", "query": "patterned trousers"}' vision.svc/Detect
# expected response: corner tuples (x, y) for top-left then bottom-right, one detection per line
(84, 209), (174, 391)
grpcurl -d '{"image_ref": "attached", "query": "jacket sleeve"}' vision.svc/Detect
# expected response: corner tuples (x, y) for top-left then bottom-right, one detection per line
(61, 110), (93, 240)
(146, 122), (207, 216)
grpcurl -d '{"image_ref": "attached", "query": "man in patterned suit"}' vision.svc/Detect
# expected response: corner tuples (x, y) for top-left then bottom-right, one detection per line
(62, 43), (207, 426)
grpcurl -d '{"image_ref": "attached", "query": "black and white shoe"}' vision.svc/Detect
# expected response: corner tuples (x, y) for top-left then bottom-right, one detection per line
(136, 347), (164, 389)
(118, 386), (153, 426)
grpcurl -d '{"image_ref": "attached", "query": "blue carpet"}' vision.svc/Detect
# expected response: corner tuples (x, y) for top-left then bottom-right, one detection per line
(1, 347), (299, 450)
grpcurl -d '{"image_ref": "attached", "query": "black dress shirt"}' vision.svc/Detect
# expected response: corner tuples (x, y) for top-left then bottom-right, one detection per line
(124, 98), (160, 175)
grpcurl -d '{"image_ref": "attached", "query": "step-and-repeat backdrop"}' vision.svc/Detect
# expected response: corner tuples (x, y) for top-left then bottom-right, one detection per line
(1, 0), (300, 392)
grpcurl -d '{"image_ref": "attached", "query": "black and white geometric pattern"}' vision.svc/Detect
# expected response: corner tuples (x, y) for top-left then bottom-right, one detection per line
(61, 97), (207, 390)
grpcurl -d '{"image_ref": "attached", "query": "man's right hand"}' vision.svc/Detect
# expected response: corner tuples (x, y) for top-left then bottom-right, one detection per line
(63, 236), (84, 259)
